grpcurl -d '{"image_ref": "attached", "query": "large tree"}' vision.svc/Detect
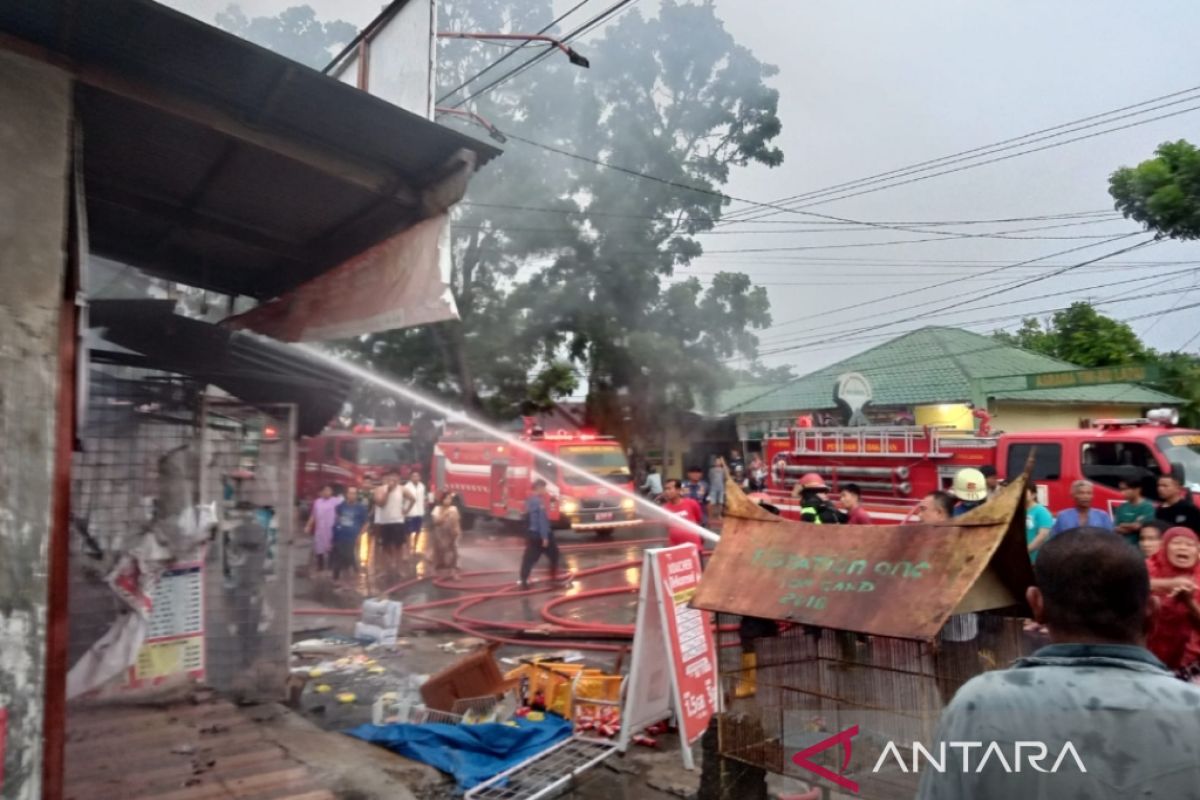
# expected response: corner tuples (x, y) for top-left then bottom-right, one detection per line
(1109, 139), (1200, 241)
(359, 0), (784, 454)
(216, 1), (785, 447)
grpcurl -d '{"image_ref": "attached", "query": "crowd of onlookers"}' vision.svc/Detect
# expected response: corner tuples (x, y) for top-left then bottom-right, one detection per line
(304, 470), (462, 586)
(913, 467), (1200, 676)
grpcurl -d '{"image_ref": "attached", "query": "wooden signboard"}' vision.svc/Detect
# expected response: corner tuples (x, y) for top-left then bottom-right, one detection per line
(691, 478), (1034, 641)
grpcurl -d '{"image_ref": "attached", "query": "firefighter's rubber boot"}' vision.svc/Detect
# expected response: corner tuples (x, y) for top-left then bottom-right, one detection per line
(734, 652), (757, 698)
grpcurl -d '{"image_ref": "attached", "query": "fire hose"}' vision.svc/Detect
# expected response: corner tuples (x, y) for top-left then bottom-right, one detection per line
(294, 543), (739, 652)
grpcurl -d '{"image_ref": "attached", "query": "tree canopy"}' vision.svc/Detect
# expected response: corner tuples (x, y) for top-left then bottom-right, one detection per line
(343, 0), (784, 456)
(215, 4), (355, 70)
(1109, 139), (1200, 241)
(994, 302), (1199, 425)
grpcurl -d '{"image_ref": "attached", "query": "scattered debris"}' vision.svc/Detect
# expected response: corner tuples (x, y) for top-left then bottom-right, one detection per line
(420, 643), (518, 712)
(355, 599), (403, 646)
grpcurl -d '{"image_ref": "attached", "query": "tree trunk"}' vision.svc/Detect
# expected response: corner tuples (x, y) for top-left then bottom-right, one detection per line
(432, 321), (481, 414)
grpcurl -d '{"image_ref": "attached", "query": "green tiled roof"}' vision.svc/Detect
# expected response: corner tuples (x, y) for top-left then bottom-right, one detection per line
(723, 327), (1181, 414)
(708, 383), (785, 415)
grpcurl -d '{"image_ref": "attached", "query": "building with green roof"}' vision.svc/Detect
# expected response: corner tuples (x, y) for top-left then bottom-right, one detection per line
(717, 327), (1180, 440)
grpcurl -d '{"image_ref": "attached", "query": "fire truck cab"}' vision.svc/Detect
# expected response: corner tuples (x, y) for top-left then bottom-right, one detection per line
(297, 424), (420, 502)
(433, 422), (641, 534)
(763, 410), (1200, 522)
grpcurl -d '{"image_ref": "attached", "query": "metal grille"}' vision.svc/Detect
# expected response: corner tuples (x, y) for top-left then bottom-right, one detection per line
(69, 366), (203, 667)
(719, 615), (1030, 799)
(199, 398), (296, 700)
(580, 499), (620, 511)
(464, 736), (617, 800)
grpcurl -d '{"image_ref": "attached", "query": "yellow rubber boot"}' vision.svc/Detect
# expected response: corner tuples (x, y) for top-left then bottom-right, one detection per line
(735, 652), (757, 698)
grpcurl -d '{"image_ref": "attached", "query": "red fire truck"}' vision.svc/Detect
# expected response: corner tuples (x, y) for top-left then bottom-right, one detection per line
(297, 424), (421, 501)
(761, 410), (1200, 522)
(432, 422), (641, 533)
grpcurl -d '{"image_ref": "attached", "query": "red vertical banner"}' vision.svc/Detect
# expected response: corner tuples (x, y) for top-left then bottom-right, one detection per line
(652, 546), (718, 744)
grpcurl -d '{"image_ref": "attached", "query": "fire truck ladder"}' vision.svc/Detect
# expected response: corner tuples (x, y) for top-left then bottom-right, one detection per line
(792, 425), (952, 458)
(464, 735), (618, 800)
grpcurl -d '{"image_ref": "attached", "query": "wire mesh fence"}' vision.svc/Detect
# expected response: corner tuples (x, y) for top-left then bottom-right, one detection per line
(716, 613), (1031, 799)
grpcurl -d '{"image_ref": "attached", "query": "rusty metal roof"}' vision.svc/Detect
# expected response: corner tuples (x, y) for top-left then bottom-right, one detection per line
(691, 477), (1035, 641)
(0, 0), (501, 300)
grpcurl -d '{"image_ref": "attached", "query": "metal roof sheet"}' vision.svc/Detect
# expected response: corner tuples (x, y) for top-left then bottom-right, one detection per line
(724, 327), (1182, 414)
(692, 477), (1035, 640)
(1, 0), (501, 299)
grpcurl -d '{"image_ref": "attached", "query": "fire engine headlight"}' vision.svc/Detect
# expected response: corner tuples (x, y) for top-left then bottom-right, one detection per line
(620, 498), (636, 512)
(560, 499), (580, 515)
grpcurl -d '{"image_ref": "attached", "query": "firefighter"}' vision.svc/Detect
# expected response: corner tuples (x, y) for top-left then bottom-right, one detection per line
(952, 467), (989, 516)
(790, 473), (842, 524)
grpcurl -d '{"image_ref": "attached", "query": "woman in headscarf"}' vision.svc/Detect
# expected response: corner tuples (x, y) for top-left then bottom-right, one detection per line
(1146, 527), (1200, 671)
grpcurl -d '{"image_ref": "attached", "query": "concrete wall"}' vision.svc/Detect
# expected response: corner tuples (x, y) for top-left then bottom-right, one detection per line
(0, 49), (71, 800)
(992, 402), (1147, 433)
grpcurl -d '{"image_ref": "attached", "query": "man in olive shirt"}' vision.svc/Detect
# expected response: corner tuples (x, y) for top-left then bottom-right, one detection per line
(1114, 477), (1156, 548)
(918, 529), (1200, 800)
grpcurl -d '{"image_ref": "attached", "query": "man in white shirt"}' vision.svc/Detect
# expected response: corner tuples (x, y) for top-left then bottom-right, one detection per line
(402, 470), (429, 574)
(373, 471), (408, 576)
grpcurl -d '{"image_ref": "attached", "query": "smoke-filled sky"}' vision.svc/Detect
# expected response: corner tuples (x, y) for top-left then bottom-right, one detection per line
(167, 0), (1200, 373)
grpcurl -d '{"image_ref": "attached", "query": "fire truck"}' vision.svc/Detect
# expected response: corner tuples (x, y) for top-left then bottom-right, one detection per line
(761, 409), (1200, 522)
(432, 422), (641, 534)
(297, 424), (421, 501)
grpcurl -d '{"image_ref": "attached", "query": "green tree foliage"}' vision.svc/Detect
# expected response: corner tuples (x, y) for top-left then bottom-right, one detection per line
(1109, 139), (1200, 241)
(355, 0), (784, 451)
(994, 302), (1148, 367)
(215, 4), (355, 70)
(994, 302), (1200, 426)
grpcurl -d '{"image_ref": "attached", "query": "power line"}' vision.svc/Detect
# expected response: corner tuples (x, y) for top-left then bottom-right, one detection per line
(749, 234), (1145, 338)
(748, 267), (1200, 355)
(720, 84), (1200, 223)
(730, 263), (1200, 302)
(722, 299), (1199, 414)
(455, 215), (1132, 245)
(460, 200), (1117, 226)
(752, 236), (1160, 358)
(436, 0), (594, 105)
(732, 102), (1200, 219)
(445, 0), (639, 110)
(501, 93), (1199, 241)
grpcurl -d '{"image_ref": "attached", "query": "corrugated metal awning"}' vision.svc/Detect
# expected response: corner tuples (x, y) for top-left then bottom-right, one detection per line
(0, 0), (501, 301)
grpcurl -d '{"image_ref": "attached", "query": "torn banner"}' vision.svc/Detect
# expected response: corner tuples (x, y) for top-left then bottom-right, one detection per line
(226, 214), (458, 342)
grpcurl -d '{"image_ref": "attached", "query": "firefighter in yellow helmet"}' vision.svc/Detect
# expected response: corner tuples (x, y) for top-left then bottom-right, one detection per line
(951, 467), (989, 517)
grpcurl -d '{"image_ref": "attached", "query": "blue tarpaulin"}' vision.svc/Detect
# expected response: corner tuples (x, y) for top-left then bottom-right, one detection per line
(345, 716), (574, 789)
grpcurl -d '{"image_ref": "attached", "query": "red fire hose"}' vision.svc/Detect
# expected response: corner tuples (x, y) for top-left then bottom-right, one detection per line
(293, 544), (736, 652)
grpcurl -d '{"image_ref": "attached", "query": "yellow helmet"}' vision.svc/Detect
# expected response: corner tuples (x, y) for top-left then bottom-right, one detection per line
(952, 468), (988, 502)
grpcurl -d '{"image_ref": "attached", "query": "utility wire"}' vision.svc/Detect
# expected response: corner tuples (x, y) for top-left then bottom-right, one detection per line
(502, 94), (1199, 238)
(436, 0), (594, 105)
(445, 0), (639, 110)
(753, 237), (1161, 357)
(722, 298), (1197, 414)
(720, 84), (1200, 223)
(742, 234), (1144, 338)
(460, 200), (1118, 227)
(732, 103), (1200, 219)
